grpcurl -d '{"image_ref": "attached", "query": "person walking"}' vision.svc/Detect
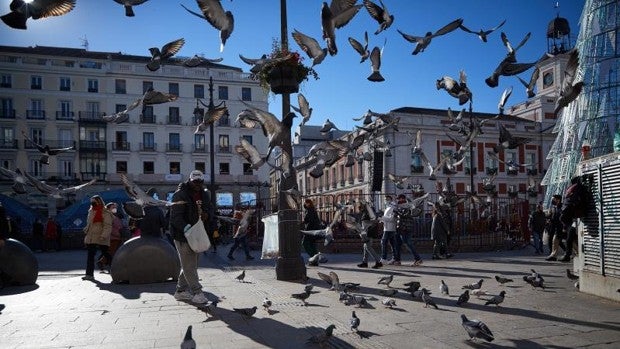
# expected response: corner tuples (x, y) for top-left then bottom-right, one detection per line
(97, 202), (124, 270)
(431, 205), (450, 259)
(227, 205), (255, 261)
(169, 170), (215, 304)
(44, 217), (58, 251)
(356, 201), (382, 269)
(301, 199), (321, 263)
(528, 202), (547, 254)
(546, 194), (566, 261)
(82, 195), (113, 281)
(379, 195), (400, 265)
(32, 218), (44, 252)
(395, 194), (423, 266)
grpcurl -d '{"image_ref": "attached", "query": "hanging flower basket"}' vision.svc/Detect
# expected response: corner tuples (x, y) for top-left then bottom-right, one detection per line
(267, 65), (300, 95)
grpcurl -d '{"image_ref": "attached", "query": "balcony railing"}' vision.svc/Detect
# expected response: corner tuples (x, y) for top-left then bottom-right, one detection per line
(111, 141), (130, 151)
(55, 111), (75, 121)
(166, 143), (182, 152)
(0, 109), (15, 119)
(140, 114), (156, 124)
(25, 140), (75, 149)
(79, 111), (106, 121)
(139, 143), (157, 151)
(507, 168), (518, 176)
(527, 168), (538, 176)
(0, 82), (11, 88)
(193, 144), (207, 153)
(79, 140), (106, 151)
(87, 87), (98, 93)
(26, 110), (46, 120)
(80, 172), (105, 181)
(0, 139), (18, 149)
(167, 115), (181, 125)
(218, 145), (230, 153)
(31, 84), (41, 90)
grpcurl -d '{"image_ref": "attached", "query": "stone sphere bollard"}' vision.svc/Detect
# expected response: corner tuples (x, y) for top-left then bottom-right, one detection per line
(110, 236), (180, 284)
(0, 238), (39, 286)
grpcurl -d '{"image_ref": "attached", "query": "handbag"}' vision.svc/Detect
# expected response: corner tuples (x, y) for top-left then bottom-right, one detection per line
(184, 218), (211, 253)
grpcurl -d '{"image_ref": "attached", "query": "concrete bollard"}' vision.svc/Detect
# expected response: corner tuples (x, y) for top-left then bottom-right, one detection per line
(110, 236), (180, 284)
(0, 238), (39, 286)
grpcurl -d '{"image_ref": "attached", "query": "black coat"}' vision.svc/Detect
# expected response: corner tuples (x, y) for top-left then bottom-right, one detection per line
(169, 181), (216, 243)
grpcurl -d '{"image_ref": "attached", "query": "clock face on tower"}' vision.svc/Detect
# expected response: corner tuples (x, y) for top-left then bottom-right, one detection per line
(543, 71), (554, 88)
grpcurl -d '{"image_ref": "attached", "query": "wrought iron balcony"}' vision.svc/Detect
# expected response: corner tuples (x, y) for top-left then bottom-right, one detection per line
(167, 115), (181, 125)
(140, 114), (156, 124)
(111, 141), (130, 151)
(166, 143), (182, 152)
(55, 111), (75, 121)
(193, 144), (207, 153)
(26, 110), (46, 120)
(217, 145), (230, 153)
(25, 140), (75, 150)
(139, 143), (157, 152)
(78, 111), (106, 121)
(79, 140), (105, 151)
(0, 109), (15, 119)
(0, 139), (18, 149)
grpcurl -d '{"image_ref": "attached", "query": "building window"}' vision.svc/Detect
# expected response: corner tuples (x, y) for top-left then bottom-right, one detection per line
(1, 98), (13, 118)
(31, 159), (44, 177)
(60, 77), (71, 91)
(142, 132), (155, 150)
(218, 134), (229, 152)
(194, 133), (206, 151)
(143, 81), (153, 93)
(243, 163), (253, 175)
(219, 162), (230, 175)
(410, 152), (424, 173)
(0, 127), (15, 148)
(170, 162), (180, 174)
(241, 87), (251, 101)
(242, 135), (252, 144)
(195, 162), (206, 173)
(31, 75), (42, 89)
(168, 107), (180, 124)
(218, 86), (228, 100)
(169, 82), (179, 96)
(486, 153), (498, 174)
(115, 79), (126, 94)
(29, 99), (44, 118)
(194, 84), (204, 98)
(87, 79), (98, 93)
(0, 74), (11, 88)
(114, 131), (128, 150)
(116, 161), (127, 173)
(79, 153), (106, 177)
(115, 104), (126, 113)
(58, 100), (72, 119)
(168, 133), (180, 151)
(143, 161), (154, 174)
(60, 160), (73, 179)
(58, 128), (72, 148)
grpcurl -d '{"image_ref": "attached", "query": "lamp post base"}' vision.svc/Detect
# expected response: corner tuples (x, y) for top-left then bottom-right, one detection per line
(275, 256), (306, 281)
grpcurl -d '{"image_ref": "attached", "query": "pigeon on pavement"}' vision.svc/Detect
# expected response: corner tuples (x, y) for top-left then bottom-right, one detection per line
(291, 290), (311, 305)
(378, 274), (394, 287)
(381, 298), (397, 308)
(495, 275), (514, 285)
(422, 289), (439, 309)
(262, 297), (272, 312)
(440, 280), (449, 295)
(379, 288), (397, 297)
(456, 290), (470, 306)
(485, 291), (506, 306)
(462, 279), (483, 290)
(233, 306), (257, 318)
(306, 324), (336, 345)
(180, 325), (196, 349)
(235, 270), (245, 282)
(461, 315), (494, 342)
(350, 311), (360, 331)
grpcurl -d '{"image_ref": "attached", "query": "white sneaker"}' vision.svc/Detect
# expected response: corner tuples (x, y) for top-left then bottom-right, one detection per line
(191, 292), (208, 304)
(174, 290), (193, 301)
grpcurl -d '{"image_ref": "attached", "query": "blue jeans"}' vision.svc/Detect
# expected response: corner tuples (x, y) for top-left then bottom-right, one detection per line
(397, 232), (421, 261)
(532, 230), (544, 253)
(381, 231), (400, 261)
(228, 235), (251, 257)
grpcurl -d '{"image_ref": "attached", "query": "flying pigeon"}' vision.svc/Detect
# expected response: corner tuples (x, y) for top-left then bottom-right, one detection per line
(377, 274), (393, 287)
(182, 54), (223, 67)
(440, 280), (449, 295)
(456, 290), (470, 306)
(485, 31), (535, 87)
(146, 38), (185, 72)
(516, 66), (539, 98)
(495, 275), (513, 285)
(291, 29), (328, 67)
(113, 0), (149, 17)
(350, 311), (360, 331)
(398, 18), (463, 55)
(363, 0), (393, 35)
(234, 138), (267, 170)
(300, 207), (344, 246)
(459, 19), (506, 42)
(491, 123), (532, 153)
(24, 172), (96, 199)
(321, 0), (363, 56)
(235, 270), (245, 282)
(291, 290), (311, 305)
(422, 289), (439, 309)
(181, 0), (234, 52)
(239, 53), (293, 74)
(194, 104), (228, 133)
(21, 130), (74, 165)
(485, 290), (506, 306)
(436, 70), (472, 105)
(367, 46), (385, 82)
(233, 306), (257, 318)
(306, 324), (335, 345)
(307, 252), (323, 266)
(554, 49), (583, 115)
(120, 173), (183, 208)
(461, 314), (494, 342)
(381, 297), (397, 308)
(462, 279), (483, 290)
(0, 167), (29, 194)
(291, 93), (313, 126)
(180, 325), (196, 349)
(348, 31), (370, 63)
(1, 0), (75, 30)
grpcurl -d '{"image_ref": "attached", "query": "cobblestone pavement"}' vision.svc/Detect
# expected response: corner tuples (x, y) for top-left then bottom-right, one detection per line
(1, 246), (619, 349)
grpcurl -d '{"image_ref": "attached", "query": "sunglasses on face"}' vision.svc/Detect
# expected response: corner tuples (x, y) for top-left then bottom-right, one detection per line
(191, 179), (204, 184)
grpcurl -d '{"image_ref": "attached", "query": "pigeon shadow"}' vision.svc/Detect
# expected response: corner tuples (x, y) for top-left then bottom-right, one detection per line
(463, 338), (572, 349)
(355, 330), (380, 339)
(385, 306), (407, 312)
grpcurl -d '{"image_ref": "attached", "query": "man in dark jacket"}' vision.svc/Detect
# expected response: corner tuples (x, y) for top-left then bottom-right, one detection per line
(528, 202), (547, 254)
(169, 170), (215, 304)
(139, 188), (166, 238)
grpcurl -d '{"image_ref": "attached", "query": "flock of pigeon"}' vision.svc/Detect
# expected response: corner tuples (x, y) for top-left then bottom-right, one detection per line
(178, 265), (561, 346)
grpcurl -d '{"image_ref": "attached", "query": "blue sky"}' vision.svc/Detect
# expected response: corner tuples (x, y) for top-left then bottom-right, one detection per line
(0, 0), (583, 131)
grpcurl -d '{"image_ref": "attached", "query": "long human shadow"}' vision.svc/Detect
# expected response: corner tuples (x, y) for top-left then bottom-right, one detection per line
(194, 305), (359, 349)
(0, 284), (39, 295)
(89, 278), (178, 300)
(463, 338), (573, 349)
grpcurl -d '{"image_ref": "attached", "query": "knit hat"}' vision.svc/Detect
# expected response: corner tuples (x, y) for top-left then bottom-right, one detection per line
(189, 170), (204, 182)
